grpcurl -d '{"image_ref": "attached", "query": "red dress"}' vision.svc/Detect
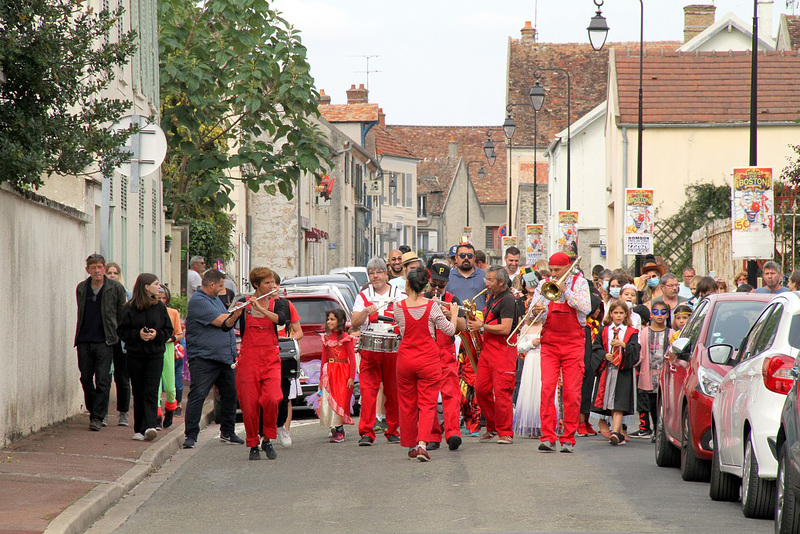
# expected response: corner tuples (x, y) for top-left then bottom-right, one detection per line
(320, 332), (357, 426)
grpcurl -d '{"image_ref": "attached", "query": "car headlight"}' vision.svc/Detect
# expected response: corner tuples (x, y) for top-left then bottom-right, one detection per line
(697, 366), (724, 397)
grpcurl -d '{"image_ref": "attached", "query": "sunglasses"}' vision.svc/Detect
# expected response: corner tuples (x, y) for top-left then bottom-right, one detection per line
(459, 253), (474, 259)
(652, 309), (669, 316)
(430, 281), (447, 288)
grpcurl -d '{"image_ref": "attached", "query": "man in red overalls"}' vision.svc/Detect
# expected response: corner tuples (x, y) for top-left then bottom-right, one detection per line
(531, 252), (591, 453)
(351, 258), (404, 446)
(468, 265), (518, 444)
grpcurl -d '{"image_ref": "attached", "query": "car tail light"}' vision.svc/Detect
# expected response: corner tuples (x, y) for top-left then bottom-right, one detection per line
(762, 354), (795, 395)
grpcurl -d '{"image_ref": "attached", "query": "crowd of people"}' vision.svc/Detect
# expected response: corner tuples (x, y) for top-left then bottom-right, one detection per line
(74, 246), (800, 462)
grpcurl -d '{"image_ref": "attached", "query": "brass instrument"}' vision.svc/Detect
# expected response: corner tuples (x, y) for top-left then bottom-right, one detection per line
(460, 287), (490, 372)
(507, 256), (582, 346)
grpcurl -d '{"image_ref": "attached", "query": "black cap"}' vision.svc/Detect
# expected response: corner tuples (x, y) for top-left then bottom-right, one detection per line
(430, 263), (450, 282)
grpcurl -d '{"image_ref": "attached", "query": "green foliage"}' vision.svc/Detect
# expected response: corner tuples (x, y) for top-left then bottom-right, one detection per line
(169, 295), (188, 319)
(781, 144), (800, 195)
(0, 0), (138, 188)
(159, 0), (332, 221)
(189, 214), (234, 264)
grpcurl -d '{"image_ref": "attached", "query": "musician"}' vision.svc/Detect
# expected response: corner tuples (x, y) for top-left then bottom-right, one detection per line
(467, 265), (518, 444)
(351, 257), (405, 446)
(389, 251), (422, 293)
(423, 263), (466, 451)
(531, 252), (592, 453)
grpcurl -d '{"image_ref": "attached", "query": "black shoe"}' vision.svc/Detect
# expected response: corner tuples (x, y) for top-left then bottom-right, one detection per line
(358, 436), (374, 446)
(447, 435), (462, 451)
(163, 410), (174, 429)
(183, 437), (196, 449)
(89, 418), (102, 431)
(261, 440), (277, 459)
(156, 415), (163, 431)
(386, 434), (400, 444)
(175, 406), (183, 417)
(220, 433), (245, 444)
(427, 441), (441, 450)
(249, 446), (261, 460)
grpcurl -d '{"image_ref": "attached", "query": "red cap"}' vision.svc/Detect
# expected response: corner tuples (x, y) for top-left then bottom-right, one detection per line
(549, 252), (571, 266)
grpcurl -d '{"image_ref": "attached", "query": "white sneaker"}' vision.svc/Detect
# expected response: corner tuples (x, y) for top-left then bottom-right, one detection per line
(277, 427), (292, 448)
(144, 428), (158, 441)
(132, 433), (145, 441)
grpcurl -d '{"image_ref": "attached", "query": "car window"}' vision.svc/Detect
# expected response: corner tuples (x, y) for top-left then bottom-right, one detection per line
(349, 271), (368, 287)
(789, 314), (800, 350)
(705, 300), (771, 348)
(750, 303), (784, 356)
(739, 304), (775, 361)
(682, 300), (709, 351)
(289, 298), (344, 325)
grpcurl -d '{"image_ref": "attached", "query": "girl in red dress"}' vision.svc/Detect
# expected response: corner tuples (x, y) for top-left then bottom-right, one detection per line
(319, 309), (356, 443)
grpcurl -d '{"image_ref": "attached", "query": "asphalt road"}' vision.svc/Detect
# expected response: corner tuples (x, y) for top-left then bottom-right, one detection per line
(90, 415), (773, 534)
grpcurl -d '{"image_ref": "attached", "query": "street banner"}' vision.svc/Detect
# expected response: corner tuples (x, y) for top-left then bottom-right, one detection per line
(525, 224), (545, 265)
(462, 226), (473, 244)
(732, 167), (774, 259)
(624, 188), (654, 255)
(502, 236), (517, 258)
(557, 211), (579, 257)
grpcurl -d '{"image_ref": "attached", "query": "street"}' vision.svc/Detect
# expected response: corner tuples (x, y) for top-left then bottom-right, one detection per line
(89, 415), (772, 534)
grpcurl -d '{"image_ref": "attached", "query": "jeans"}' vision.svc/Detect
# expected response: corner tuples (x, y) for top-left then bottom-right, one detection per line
(77, 343), (114, 421)
(184, 357), (237, 440)
(112, 341), (131, 413)
(175, 358), (185, 405)
(128, 354), (163, 433)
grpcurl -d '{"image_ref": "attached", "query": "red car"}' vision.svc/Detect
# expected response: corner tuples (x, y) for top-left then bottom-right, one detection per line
(655, 293), (771, 481)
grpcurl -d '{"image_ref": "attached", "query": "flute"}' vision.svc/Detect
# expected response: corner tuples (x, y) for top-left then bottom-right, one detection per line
(227, 288), (278, 313)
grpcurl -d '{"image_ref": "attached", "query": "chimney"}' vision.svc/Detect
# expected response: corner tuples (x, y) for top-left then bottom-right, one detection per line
(378, 107), (386, 128)
(683, 5), (716, 43)
(520, 21), (537, 42)
(319, 89), (331, 105)
(447, 136), (457, 158)
(758, 0), (773, 42)
(346, 83), (369, 104)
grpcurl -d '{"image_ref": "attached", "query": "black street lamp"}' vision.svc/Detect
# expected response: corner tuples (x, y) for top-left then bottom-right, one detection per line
(503, 115), (515, 237)
(534, 68), (571, 210)
(388, 172), (397, 204)
(587, 0), (610, 52)
(747, 0), (760, 285)
(466, 160), (486, 227)
(530, 82), (544, 224)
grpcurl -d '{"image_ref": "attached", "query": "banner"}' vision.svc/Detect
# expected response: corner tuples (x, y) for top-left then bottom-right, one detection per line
(732, 167), (774, 259)
(557, 211), (579, 257)
(624, 188), (654, 255)
(462, 226), (473, 244)
(502, 236), (517, 258)
(525, 224), (545, 265)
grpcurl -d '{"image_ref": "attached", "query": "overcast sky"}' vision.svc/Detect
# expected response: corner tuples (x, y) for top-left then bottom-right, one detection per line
(273, 0), (797, 126)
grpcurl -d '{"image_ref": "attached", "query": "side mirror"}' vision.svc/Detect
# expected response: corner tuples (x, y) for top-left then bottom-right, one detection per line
(707, 344), (735, 365)
(671, 337), (692, 361)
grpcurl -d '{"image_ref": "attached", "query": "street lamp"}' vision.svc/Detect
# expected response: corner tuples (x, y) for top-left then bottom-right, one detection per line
(587, 0), (610, 52)
(503, 114), (516, 140)
(502, 116), (515, 237)
(466, 160), (486, 227)
(388, 172), (397, 204)
(530, 82), (545, 224)
(534, 68), (571, 211)
(529, 81), (545, 111)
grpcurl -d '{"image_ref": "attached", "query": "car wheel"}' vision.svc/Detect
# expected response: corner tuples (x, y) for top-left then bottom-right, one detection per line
(710, 426), (740, 501)
(776, 444), (800, 534)
(742, 433), (776, 518)
(655, 403), (680, 468)
(680, 405), (710, 482)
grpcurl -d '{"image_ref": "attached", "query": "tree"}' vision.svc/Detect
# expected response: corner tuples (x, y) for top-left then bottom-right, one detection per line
(159, 0), (332, 223)
(0, 0), (138, 189)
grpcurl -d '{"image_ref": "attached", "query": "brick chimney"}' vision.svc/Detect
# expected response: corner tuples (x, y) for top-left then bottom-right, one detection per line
(319, 89), (331, 105)
(378, 107), (386, 128)
(683, 5), (716, 43)
(448, 137), (457, 158)
(520, 21), (537, 42)
(346, 83), (369, 104)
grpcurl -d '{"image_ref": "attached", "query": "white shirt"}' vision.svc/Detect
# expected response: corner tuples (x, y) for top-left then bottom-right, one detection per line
(353, 284), (405, 332)
(187, 270), (202, 300)
(388, 276), (406, 293)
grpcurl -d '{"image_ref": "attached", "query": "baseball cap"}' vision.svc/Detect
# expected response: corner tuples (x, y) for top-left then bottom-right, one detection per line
(448, 245), (458, 258)
(430, 263), (450, 281)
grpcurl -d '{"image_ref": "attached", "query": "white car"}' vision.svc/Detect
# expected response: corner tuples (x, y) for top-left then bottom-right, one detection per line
(709, 292), (799, 519)
(330, 266), (368, 288)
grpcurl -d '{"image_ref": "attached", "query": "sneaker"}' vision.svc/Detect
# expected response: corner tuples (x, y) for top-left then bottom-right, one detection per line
(468, 431), (481, 437)
(497, 435), (514, 445)
(358, 436), (374, 446)
(416, 446), (431, 462)
(163, 410), (174, 429)
(447, 435), (462, 451)
(249, 446), (261, 460)
(183, 437), (196, 449)
(408, 447), (418, 459)
(89, 418), (102, 431)
(102, 415), (108, 427)
(330, 431), (345, 443)
(373, 418), (386, 433)
(132, 433), (145, 441)
(583, 422), (597, 436)
(609, 432), (623, 446)
(175, 406), (183, 417)
(145, 428), (158, 441)
(560, 442), (575, 453)
(261, 440), (277, 460)
(427, 441), (441, 450)
(538, 440), (556, 452)
(576, 423), (589, 437)
(118, 412), (129, 427)
(277, 427), (293, 448)
(479, 431), (497, 442)
(631, 429), (653, 439)
(220, 433), (245, 445)
(378, 419), (388, 432)
(386, 434), (400, 444)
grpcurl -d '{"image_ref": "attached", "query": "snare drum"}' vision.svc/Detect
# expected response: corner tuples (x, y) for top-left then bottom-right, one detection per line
(360, 329), (400, 353)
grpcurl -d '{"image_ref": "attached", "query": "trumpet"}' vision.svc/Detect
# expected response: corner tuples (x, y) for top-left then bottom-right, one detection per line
(506, 256), (582, 346)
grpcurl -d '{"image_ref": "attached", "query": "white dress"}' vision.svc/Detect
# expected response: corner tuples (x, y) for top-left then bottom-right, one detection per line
(513, 326), (542, 438)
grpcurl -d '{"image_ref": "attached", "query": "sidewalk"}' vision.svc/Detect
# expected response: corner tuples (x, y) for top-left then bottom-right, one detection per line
(0, 401), (214, 534)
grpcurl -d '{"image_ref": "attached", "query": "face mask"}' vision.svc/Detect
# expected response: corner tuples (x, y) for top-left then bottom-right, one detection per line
(602, 280), (609, 291)
(625, 300), (634, 309)
(647, 277), (659, 288)
(609, 287), (621, 298)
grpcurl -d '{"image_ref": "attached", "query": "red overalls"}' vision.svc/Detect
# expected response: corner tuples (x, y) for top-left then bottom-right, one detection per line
(539, 275), (586, 446)
(357, 287), (400, 440)
(396, 300), (442, 448)
(430, 292), (461, 443)
(236, 300), (284, 447)
(475, 290), (517, 438)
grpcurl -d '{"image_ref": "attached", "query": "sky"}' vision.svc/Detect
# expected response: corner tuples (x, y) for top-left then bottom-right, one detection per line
(273, 0), (798, 126)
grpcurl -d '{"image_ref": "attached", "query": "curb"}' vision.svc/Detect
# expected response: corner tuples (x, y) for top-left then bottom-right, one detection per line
(43, 402), (215, 534)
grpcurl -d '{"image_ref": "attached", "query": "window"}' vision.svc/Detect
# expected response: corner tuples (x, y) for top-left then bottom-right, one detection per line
(739, 304), (774, 361)
(751, 304), (784, 356)
(289, 298), (344, 325)
(418, 195), (427, 218)
(486, 226), (500, 249)
(404, 173), (413, 207)
(705, 300), (769, 348)
(682, 300), (710, 353)
(354, 164), (363, 203)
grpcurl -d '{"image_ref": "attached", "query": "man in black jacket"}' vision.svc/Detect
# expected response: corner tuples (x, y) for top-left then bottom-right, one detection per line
(75, 254), (128, 431)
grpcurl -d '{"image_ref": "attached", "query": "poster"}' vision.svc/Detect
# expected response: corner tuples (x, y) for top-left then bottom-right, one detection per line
(502, 236), (517, 258)
(557, 211), (579, 257)
(624, 188), (654, 255)
(525, 224), (545, 265)
(462, 226), (473, 244)
(732, 167), (774, 259)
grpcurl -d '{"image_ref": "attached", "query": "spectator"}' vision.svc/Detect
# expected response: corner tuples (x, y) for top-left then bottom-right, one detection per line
(736, 283), (755, 293)
(591, 264), (605, 284)
(755, 261), (789, 294)
(389, 251), (422, 293)
(448, 243), (488, 311)
(649, 273), (688, 322)
(187, 256), (205, 300)
(475, 249), (489, 271)
(678, 267), (696, 299)
(788, 270), (800, 291)
(734, 270), (748, 289)
(687, 276), (718, 308)
(387, 249), (404, 280)
(447, 245), (459, 268)
(74, 254), (127, 431)
(104, 261), (131, 427)
(715, 278), (728, 293)
(504, 246), (521, 278)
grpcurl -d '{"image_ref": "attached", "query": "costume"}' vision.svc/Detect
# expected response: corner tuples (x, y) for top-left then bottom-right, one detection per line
(157, 306), (182, 424)
(636, 326), (674, 431)
(513, 326), (542, 438)
(591, 324), (640, 416)
(319, 332), (356, 429)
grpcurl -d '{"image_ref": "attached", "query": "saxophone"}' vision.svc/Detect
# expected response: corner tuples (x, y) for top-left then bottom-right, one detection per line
(459, 288), (489, 372)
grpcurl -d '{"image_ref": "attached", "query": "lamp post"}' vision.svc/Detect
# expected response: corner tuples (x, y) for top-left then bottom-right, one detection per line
(747, 0), (759, 285)
(466, 160), (486, 228)
(530, 82), (545, 223)
(533, 68), (571, 211)
(502, 113), (516, 236)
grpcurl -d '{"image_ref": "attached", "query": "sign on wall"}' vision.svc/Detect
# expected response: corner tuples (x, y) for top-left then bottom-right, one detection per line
(365, 180), (381, 196)
(462, 226), (473, 244)
(624, 188), (654, 255)
(525, 224), (544, 265)
(732, 167), (774, 259)
(557, 211), (579, 258)
(502, 236), (517, 257)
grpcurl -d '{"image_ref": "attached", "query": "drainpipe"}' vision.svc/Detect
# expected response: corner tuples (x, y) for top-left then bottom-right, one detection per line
(621, 127), (628, 269)
(297, 176), (302, 276)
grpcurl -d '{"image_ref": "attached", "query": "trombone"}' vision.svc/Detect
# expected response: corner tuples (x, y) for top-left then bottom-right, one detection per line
(506, 256), (582, 346)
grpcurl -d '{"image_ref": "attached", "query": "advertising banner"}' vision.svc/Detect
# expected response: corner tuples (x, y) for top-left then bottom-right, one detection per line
(557, 211), (579, 257)
(525, 224), (545, 265)
(624, 188), (654, 255)
(462, 226), (473, 244)
(732, 167), (774, 259)
(502, 236), (517, 258)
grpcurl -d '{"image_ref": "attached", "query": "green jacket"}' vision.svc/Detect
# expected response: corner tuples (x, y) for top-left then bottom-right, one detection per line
(75, 276), (127, 346)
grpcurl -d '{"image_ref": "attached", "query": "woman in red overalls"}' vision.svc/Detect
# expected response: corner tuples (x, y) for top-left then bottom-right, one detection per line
(395, 266), (458, 461)
(236, 267), (288, 461)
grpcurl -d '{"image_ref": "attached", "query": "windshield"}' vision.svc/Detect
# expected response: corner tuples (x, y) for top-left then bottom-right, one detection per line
(349, 271), (368, 287)
(289, 298), (345, 325)
(705, 300), (770, 348)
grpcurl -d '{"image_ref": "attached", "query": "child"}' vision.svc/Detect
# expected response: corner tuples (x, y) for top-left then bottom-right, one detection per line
(319, 309), (357, 443)
(619, 284), (642, 329)
(670, 304), (692, 344)
(157, 286), (183, 429)
(513, 323), (542, 438)
(591, 299), (640, 446)
(632, 301), (674, 440)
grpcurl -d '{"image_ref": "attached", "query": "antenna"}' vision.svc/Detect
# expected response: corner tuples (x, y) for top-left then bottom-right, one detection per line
(349, 54), (381, 91)
(788, 0), (798, 15)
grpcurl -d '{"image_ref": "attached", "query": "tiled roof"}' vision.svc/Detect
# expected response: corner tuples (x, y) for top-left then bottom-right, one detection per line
(417, 158), (460, 214)
(318, 103), (380, 123)
(787, 16), (800, 50)
(372, 126), (417, 159)
(386, 125), (507, 204)
(615, 50), (800, 124)
(507, 40), (680, 146)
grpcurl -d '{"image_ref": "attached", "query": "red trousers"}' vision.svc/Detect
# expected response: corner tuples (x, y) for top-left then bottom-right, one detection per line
(397, 349), (441, 448)
(236, 350), (283, 447)
(475, 341), (516, 437)
(540, 334), (585, 446)
(358, 350), (399, 439)
(431, 346), (460, 442)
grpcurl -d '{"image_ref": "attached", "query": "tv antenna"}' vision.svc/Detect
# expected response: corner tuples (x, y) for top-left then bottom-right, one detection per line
(349, 54), (381, 91)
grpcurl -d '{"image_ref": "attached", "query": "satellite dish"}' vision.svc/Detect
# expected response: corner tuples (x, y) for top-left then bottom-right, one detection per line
(110, 115), (167, 178)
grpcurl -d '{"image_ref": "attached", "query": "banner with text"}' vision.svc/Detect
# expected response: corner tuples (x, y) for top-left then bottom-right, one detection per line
(502, 236), (517, 258)
(557, 211), (579, 258)
(624, 188), (654, 255)
(732, 167), (774, 259)
(525, 224), (545, 265)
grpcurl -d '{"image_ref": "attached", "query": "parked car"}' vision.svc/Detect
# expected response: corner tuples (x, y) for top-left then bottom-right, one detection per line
(330, 267), (368, 288)
(709, 293), (799, 517)
(282, 274), (360, 309)
(655, 293), (771, 482)
(774, 307), (800, 532)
